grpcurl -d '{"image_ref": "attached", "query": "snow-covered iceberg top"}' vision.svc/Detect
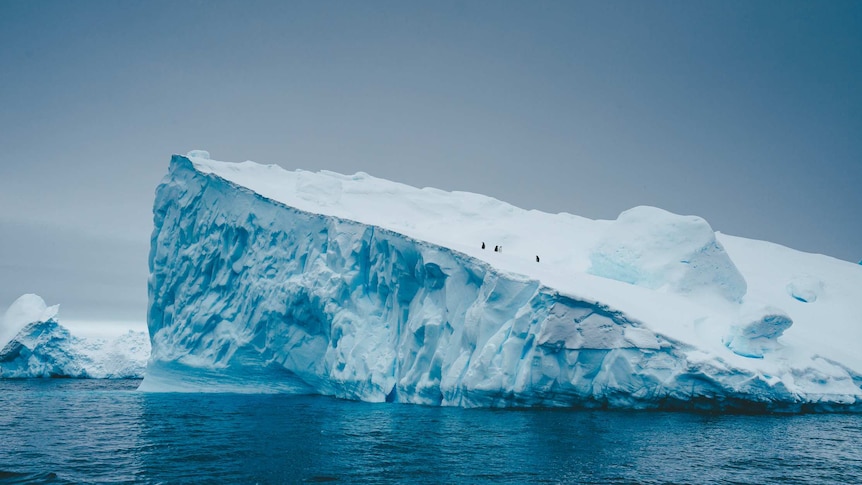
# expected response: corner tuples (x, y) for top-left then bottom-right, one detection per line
(141, 152), (862, 411)
(188, 154), (748, 300)
(0, 294), (149, 378)
(186, 152), (861, 362)
(0, 293), (59, 350)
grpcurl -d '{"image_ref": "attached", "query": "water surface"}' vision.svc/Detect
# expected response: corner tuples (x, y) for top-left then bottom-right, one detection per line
(2, 379), (861, 483)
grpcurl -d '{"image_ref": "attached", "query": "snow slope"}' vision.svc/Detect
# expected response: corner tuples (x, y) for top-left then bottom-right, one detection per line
(141, 152), (862, 411)
(0, 294), (149, 378)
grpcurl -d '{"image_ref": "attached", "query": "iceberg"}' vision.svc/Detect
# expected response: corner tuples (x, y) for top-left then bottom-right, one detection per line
(0, 294), (149, 378)
(141, 153), (862, 411)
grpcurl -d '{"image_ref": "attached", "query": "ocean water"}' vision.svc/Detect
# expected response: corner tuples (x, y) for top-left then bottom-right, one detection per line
(2, 380), (862, 484)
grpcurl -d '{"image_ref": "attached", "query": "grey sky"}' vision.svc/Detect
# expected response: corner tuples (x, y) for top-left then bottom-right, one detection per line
(1, 0), (860, 323)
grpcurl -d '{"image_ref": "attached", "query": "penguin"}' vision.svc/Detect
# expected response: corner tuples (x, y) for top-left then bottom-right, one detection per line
(536, 255), (540, 262)
(494, 245), (499, 252)
(482, 242), (485, 249)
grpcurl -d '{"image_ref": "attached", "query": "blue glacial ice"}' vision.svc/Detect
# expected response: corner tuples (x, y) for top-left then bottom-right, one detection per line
(140, 154), (862, 411)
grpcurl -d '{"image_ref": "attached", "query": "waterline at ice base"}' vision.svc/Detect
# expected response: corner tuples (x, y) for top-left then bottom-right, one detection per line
(140, 151), (862, 412)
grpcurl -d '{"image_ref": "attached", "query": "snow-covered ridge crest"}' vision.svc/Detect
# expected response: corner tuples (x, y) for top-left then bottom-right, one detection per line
(186, 153), (746, 303)
(141, 153), (862, 411)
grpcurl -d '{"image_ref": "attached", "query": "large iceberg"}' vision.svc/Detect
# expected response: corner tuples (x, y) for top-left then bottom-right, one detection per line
(0, 294), (149, 378)
(141, 153), (862, 411)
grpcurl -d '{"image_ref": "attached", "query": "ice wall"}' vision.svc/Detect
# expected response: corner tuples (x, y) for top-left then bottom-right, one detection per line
(142, 156), (862, 411)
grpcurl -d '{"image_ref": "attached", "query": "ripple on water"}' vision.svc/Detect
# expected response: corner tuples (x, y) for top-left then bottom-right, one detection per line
(2, 380), (862, 483)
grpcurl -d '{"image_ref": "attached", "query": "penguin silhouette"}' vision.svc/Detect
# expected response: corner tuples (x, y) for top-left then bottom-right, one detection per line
(494, 245), (499, 252)
(482, 242), (485, 249)
(536, 255), (540, 262)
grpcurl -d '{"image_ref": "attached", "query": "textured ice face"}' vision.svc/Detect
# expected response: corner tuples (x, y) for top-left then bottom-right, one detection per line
(141, 155), (862, 411)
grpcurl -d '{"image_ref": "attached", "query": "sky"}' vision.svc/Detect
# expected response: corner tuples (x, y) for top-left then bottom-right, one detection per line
(0, 0), (860, 325)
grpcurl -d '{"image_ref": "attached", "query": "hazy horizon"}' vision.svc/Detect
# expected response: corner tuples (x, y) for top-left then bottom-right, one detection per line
(1, 0), (860, 323)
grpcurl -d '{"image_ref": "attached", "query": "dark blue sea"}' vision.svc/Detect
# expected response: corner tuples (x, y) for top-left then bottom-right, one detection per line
(2, 380), (861, 484)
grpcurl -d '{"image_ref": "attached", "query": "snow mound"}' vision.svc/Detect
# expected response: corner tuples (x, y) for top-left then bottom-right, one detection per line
(296, 169), (343, 206)
(786, 275), (824, 303)
(186, 149), (211, 160)
(589, 206), (747, 302)
(723, 306), (793, 358)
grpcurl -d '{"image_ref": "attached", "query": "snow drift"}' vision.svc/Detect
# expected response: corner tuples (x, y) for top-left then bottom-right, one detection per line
(141, 153), (862, 411)
(0, 294), (149, 378)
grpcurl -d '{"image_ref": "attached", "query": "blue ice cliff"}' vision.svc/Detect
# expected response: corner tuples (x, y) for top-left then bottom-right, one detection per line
(140, 153), (862, 411)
